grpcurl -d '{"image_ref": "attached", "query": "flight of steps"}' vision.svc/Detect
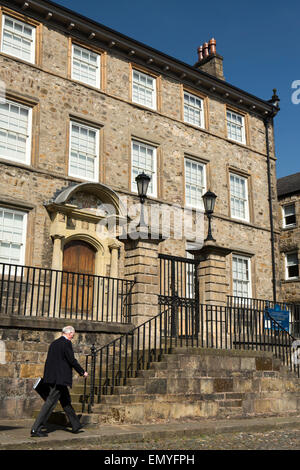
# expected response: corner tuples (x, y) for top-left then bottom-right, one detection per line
(37, 347), (300, 426)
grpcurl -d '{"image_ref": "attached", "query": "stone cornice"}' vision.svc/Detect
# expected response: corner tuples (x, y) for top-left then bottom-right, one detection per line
(4, 0), (278, 119)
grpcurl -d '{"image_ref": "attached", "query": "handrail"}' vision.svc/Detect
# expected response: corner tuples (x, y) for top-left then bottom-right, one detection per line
(120, 276), (136, 321)
(82, 302), (299, 414)
(83, 305), (178, 412)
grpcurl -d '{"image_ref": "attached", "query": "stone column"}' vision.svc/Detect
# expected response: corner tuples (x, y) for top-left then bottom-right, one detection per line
(189, 241), (232, 347)
(120, 227), (165, 327)
(107, 242), (121, 322)
(190, 241), (231, 307)
(50, 235), (64, 317)
(109, 242), (120, 278)
(51, 235), (64, 270)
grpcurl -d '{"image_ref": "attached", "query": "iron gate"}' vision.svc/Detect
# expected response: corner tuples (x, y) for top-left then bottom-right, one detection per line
(158, 254), (199, 338)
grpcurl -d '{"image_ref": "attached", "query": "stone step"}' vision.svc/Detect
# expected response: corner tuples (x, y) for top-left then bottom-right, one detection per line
(32, 345), (300, 425)
(71, 372), (291, 401)
(112, 385), (146, 395)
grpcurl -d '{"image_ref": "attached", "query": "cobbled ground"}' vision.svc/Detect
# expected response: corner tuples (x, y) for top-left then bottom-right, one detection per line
(32, 428), (300, 451)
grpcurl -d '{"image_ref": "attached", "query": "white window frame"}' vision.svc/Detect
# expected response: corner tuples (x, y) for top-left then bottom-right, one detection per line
(132, 69), (157, 110)
(68, 121), (99, 182)
(0, 98), (32, 165)
(183, 91), (205, 129)
(285, 252), (299, 280)
(1, 14), (36, 64)
(131, 139), (157, 198)
(282, 203), (296, 228)
(71, 43), (101, 88)
(184, 157), (206, 210)
(226, 109), (246, 144)
(230, 173), (249, 222)
(0, 206), (27, 267)
(232, 255), (252, 299)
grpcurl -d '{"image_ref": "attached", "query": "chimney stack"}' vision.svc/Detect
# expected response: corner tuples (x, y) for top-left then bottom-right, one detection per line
(194, 38), (224, 81)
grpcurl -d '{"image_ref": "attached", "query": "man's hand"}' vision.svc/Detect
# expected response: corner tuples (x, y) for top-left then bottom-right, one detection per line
(83, 372), (88, 378)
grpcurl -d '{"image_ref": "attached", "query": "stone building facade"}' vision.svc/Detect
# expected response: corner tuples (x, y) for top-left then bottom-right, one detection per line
(0, 0), (280, 306)
(277, 172), (300, 304)
(0, 0), (284, 417)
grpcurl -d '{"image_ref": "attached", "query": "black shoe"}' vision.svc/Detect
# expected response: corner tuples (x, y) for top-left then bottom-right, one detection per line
(71, 424), (84, 434)
(31, 428), (48, 437)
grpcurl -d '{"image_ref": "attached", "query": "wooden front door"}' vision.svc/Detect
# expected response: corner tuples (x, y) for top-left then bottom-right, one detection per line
(61, 240), (96, 317)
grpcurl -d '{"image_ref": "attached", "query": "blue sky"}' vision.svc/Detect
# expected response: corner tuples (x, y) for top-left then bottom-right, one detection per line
(54, 0), (300, 179)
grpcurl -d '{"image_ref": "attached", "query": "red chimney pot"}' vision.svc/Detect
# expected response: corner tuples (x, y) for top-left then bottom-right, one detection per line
(197, 45), (203, 62)
(203, 42), (209, 58)
(209, 38), (216, 55)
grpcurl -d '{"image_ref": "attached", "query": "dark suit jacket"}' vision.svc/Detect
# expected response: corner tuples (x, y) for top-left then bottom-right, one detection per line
(43, 336), (85, 387)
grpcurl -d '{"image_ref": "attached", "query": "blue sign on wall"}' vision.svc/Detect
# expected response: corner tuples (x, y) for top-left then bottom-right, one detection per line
(264, 304), (290, 333)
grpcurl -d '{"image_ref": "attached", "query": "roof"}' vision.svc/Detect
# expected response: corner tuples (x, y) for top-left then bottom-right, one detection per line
(6, 0), (278, 118)
(277, 172), (300, 198)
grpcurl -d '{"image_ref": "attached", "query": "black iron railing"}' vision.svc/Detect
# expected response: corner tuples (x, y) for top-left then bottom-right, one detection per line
(0, 262), (134, 323)
(227, 296), (300, 337)
(82, 302), (300, 413)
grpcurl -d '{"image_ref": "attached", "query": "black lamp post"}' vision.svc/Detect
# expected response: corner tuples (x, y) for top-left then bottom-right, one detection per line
(202, 190), (217, 242)
(135, 172), (151, 228)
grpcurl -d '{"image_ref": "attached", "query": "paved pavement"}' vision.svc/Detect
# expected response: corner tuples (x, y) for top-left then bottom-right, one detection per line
(0, 414), (299, 451)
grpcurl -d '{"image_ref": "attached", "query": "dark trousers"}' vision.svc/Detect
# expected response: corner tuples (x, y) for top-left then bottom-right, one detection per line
(32, 384), (81, 432)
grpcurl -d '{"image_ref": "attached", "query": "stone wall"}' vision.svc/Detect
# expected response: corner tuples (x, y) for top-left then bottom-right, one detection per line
(278, 193), (300, 303)
(0, 8), (280, 302)
(0, 316), (133, 419)
(0, 3), (287, 421)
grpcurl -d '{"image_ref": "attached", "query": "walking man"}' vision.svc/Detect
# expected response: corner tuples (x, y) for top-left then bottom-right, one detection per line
(31, 326), (88, 437)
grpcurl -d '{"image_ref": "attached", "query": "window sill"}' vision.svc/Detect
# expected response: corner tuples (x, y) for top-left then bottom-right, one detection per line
(68, 174), (99, 184)
(131, 100), (157, 113)
(227, 137), (247, 146)
(0, 157), (32, 170)
(231, 215), (250, 224)
(183, 120), (205, 132)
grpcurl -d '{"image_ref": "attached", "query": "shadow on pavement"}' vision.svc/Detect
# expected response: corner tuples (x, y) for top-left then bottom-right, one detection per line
(0, 426), (24, 431)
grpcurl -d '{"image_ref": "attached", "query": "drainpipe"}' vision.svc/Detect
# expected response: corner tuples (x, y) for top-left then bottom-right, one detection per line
(264, 89), (280, 304)
(264, 116), (277, 304)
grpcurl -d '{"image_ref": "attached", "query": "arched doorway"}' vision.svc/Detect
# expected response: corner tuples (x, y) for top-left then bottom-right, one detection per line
(63, 240), (96, 274)
(61, 240), (96, 315)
